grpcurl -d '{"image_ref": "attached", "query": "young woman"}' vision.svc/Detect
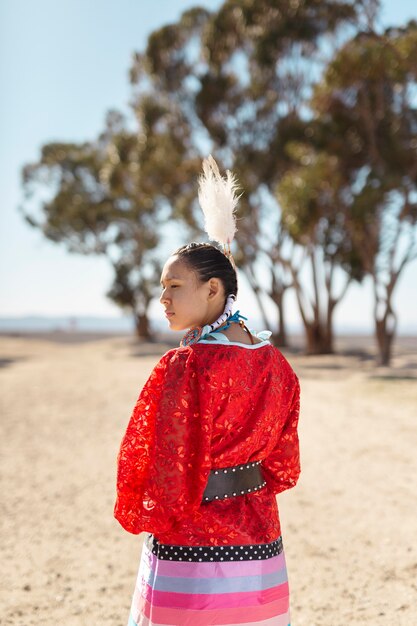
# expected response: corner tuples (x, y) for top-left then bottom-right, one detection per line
(114, 159), (301, 626)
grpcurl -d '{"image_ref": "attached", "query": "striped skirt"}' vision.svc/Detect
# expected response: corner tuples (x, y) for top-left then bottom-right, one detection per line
(127, 534), (291, 626)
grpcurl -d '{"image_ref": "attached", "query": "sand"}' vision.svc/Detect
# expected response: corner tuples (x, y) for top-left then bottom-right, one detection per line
(0, 332), (416, 626)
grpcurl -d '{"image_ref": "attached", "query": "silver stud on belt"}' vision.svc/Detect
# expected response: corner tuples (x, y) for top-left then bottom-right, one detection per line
(203, 480), (267, 502)
(203, 460), (265, 502)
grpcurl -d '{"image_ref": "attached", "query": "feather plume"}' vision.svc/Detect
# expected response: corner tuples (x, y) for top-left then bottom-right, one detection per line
(198, 155), (240, 245)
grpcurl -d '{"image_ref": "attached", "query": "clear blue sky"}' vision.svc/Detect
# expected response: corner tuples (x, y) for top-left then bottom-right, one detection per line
(1, 0), (416, 332)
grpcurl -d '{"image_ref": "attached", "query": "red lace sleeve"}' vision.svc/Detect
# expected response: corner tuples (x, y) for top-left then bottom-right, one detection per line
(114, 347), (212, 535)
(262, 373), (301, 495)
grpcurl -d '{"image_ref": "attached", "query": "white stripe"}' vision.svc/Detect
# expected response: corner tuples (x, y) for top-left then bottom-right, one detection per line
(198, 340), (270, 349)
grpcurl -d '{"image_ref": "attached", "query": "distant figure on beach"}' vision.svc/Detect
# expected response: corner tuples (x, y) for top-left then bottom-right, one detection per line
(114, 157), (301, 626)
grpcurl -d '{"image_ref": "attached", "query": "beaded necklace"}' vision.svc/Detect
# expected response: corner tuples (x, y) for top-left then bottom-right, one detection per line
(180, 295), (254, 347)
(203, 310), (248, 337)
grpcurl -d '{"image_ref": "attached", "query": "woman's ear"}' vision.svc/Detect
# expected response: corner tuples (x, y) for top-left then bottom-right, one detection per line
(208, 278), (222, 299)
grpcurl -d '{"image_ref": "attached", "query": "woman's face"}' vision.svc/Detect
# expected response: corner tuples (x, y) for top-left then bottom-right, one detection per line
(159, 256), (221, 331)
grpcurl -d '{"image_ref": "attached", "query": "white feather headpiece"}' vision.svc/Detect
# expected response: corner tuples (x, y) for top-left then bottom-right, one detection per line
(198, 155), (240, 251)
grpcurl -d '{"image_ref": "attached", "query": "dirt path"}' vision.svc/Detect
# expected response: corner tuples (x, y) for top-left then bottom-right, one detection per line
(1, 334), (416, 625)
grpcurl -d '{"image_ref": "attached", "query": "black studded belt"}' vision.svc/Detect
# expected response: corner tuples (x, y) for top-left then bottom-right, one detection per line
(202, 460), (266, 503)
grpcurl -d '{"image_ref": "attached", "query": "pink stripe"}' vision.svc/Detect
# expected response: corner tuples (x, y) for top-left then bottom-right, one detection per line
(131, 611), (290, 626)
(214, 614), (290, 626)
(147, 550), (286, 578)
(142, 597), (289, 625)
(143, 582), (289, 609)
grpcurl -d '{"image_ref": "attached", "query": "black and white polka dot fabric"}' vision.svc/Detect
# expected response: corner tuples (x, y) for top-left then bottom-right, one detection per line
(130, 534), (291, 624)
(147, 534), (283, 562)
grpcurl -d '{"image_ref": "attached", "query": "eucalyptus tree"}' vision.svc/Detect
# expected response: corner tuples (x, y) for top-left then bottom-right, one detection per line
(129, 0), (356, 347)
(277, 146), (364, 353)
(310, 22), (417, 364)
(21, 110), (163, 337)
(20, 0), (361, 346)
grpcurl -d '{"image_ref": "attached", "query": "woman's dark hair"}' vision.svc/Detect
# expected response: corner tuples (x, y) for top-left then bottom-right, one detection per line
(172, 242), (238, 302)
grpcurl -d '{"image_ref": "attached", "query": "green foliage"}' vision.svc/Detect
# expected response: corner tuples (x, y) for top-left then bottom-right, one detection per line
(20, 111), (163, 333)
(313, 23), (417, 178)
(292, 20), (417, 360)
(311, 24), (417, 236)
(278, 147), (341, 239)
(20, 0), (416, 355)
(205, 0), (356, 69)
(22, 141), (121, 252)
(277, 144), (365, 281)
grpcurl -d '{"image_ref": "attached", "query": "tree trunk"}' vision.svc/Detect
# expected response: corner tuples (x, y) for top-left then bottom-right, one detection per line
(271, 291), (288, 347)
(297, 280), (334, 354)
(280, 251), (351, 356)
(304, 320), (333, 354)
(375, 312), (396, 366)
(325, 298), (336, 354)
(372, 271), (398, 366)
(134, 312), (152, 339)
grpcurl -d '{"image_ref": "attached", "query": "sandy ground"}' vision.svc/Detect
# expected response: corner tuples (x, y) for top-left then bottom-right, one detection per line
(0, 332), (416, 626)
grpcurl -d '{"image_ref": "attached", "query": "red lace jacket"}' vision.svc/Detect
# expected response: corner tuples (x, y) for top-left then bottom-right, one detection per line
(114, 342), (300, 546)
